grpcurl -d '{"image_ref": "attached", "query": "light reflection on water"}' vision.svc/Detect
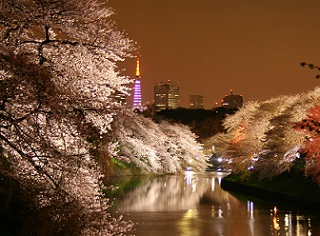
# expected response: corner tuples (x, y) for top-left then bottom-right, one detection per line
(110, 173), (320, 236)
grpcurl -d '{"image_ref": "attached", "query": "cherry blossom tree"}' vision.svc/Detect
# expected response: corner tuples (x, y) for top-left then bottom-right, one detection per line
(159, 121), (208, 172)
(0, 0), (134, 235)
(207, 87), (320, 179)
(112, 108), (207, 174)
(296, 105), (320, 184)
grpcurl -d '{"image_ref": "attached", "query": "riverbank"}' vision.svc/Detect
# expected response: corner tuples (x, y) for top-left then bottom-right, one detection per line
(221, 170), (320, 211)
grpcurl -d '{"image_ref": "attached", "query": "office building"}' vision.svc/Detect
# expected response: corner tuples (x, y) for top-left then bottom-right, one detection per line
(189, 94), (204, 109)
(153, 80), (180, 110)
(221, 89), (243, 108)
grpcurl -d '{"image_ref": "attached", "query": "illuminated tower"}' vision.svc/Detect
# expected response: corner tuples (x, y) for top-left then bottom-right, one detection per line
(133, 56), (142, 111)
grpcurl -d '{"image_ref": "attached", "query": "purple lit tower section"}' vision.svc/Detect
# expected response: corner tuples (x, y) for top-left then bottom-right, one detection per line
(133, 56), (143, 111)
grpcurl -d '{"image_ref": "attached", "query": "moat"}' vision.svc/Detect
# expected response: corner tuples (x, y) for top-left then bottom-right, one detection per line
(109, 172), (320, 236)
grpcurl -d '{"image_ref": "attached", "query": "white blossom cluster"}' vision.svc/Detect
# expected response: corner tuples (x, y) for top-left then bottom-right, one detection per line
(206, 87), (320, 178)
(112, 108), (207, 174)
(0, 0), (135, 235)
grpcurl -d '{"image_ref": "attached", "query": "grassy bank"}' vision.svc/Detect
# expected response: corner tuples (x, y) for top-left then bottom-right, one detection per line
(221, 170), (320, 211)
(111, 157), (142, 176)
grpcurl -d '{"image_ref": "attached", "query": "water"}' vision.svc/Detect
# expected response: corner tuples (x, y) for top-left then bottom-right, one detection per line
(108, 172), (320, 236)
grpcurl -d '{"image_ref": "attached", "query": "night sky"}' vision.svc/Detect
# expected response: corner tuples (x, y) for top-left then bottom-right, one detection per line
(108, 0), (320, 109)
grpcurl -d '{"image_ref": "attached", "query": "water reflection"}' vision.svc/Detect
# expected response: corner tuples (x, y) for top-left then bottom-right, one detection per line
(110, 173), (320, 236)
(114, 172), (236, 212)
(271, 208), (313, 236)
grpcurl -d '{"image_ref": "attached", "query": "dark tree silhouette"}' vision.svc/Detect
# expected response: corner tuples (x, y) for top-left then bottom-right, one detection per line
(300, 62), (320, 79)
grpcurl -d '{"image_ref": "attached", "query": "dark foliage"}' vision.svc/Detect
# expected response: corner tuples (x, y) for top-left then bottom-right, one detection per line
(149, 107), (238, 139)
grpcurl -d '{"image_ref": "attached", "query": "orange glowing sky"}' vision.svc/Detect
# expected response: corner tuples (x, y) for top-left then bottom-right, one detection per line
(108, 0), (320, 109)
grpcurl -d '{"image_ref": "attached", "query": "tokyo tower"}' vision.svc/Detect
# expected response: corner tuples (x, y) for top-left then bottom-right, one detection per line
(133, 55), (143, 111)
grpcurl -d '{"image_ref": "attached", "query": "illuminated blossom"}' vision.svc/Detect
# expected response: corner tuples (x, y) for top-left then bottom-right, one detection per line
(207, 87), (320, 179)
(0, 0), (134, 234)
(112, 108), (207, 174)
(296, 105), (320, 184)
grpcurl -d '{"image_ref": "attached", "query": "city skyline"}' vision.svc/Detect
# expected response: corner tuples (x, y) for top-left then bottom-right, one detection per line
(109, 0), (320, 109)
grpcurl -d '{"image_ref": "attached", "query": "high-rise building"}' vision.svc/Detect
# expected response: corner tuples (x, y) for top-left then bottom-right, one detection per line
(132, 56), (142, 111)
(221, 89), (243, 108)
(189, 94), (204, 109)
(153, 80), (180, 110)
